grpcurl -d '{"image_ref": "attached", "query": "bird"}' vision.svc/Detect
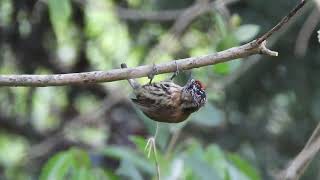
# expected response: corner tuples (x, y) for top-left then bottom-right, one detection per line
(121, 63), (206, 123)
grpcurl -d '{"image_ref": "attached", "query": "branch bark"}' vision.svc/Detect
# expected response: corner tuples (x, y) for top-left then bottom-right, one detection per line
(277, 123), (320, 180)
(0, 0), (306, 87)
(0, 42), (276, 87)
(116, 0), (237, 21)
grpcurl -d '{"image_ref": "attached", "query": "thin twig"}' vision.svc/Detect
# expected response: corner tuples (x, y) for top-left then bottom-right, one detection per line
(305, 123), (320, 149)
(219, 0), (309, 92)
(278, 122), (320, 180)
(116, 0), (237, 21)
(196, 0), (307, 92)
(256, 0), (307, 44)
(117, 7), (181, 21)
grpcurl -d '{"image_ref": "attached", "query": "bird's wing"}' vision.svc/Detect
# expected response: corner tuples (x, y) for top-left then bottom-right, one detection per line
(131, 97), (178, 121)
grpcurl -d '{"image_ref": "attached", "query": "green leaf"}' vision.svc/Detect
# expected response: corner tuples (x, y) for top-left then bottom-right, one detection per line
(234, 24), (260, 43)
(205, 145), (228, 179)
(230, 14), (242, 28)
(227, 164), (251, 180)
(48, 0), (72, 43)
(184, 139), (204, 160)
(40, 150), (73, 180)
(11, 87), (29, 117)
(117, 160), (143, 180)
(32, 86), (67, 131)
(213, 63), (230, 75)
(69, 148), (91, 170)
(40, 148), (92, 180)
(72, 167), (91, 180)
(48, 0), (78, 68)
(0, 134), (28, 167)
(127, 0), (142, 8)
(84, 0), (130, 69)
(102, 146), (154, 174)
(0, 0), (13, 27)
(224, 169), (231, 180)
(184, 156), (222, 180)
(93, 168), (118, 180)
(166, 158), (185, 179)
(214, 14), (228, 38)
(182, 140), (221, 180)
(72, 167), (114, 180)
(213, 58), (242, 75)
(227, 154), (261, 180)
(216, 34), (238, 52)
(129, 136), (147, 154)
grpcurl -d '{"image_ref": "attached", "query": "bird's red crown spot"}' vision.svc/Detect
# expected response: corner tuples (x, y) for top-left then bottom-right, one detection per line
(195, 80), (205, 90)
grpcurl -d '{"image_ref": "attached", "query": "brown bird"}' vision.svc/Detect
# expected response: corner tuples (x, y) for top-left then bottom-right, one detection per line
(121, 63), (206, 123)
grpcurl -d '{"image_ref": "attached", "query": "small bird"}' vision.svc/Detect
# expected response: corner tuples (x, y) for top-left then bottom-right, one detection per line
(121, 63), (206, 123)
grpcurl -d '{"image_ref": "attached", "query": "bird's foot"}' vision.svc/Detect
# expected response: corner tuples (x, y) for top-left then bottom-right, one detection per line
(120, 63), (128, 69)
(170, 61), (180, 80)
(148, 63), (158, 84)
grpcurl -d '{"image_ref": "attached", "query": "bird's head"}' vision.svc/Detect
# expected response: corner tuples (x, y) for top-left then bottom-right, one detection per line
(183, 79), (207, 107)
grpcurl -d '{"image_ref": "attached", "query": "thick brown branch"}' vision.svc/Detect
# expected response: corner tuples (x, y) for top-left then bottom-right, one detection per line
(0, 42), (276, 87)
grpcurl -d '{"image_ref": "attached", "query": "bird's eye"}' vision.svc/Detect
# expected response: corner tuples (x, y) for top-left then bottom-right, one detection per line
(196, 90), (206, 98)
(196, 90), (201, 95)
(188, 84), (195, 90)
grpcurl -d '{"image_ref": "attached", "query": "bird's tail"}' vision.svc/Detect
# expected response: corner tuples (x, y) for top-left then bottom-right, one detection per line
(121, 63), (140, 90)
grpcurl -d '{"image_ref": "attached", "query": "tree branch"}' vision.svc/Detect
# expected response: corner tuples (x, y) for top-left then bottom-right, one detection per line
(0, 42), (275, 87)
(256, 0), (306, 44)
(116, 0), (238, 21)
(0, 0), (306, 87)
(277, 123), (320, 180)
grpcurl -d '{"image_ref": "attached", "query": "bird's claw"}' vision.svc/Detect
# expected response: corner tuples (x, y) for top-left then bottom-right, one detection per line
(148, 63), (158, 84)
(120, 63), (128, 69)
(170, 61), (180, 80)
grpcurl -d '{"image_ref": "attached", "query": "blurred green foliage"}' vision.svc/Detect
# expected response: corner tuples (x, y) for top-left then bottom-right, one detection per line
(0, 0), (318, 179)
(40, 137), (261, 180)
(40, 148), (112, 180)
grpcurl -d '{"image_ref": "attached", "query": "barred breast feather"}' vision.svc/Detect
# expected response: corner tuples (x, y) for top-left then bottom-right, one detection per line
(132, 81), (187, 123)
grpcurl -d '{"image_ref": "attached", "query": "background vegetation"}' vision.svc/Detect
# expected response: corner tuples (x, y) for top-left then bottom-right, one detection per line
(0, 0), (319, 179)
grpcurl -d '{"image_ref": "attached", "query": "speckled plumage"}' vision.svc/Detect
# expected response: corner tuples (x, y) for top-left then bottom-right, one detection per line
(121, 63), (206, 123)
(131, 80), (206, 123)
